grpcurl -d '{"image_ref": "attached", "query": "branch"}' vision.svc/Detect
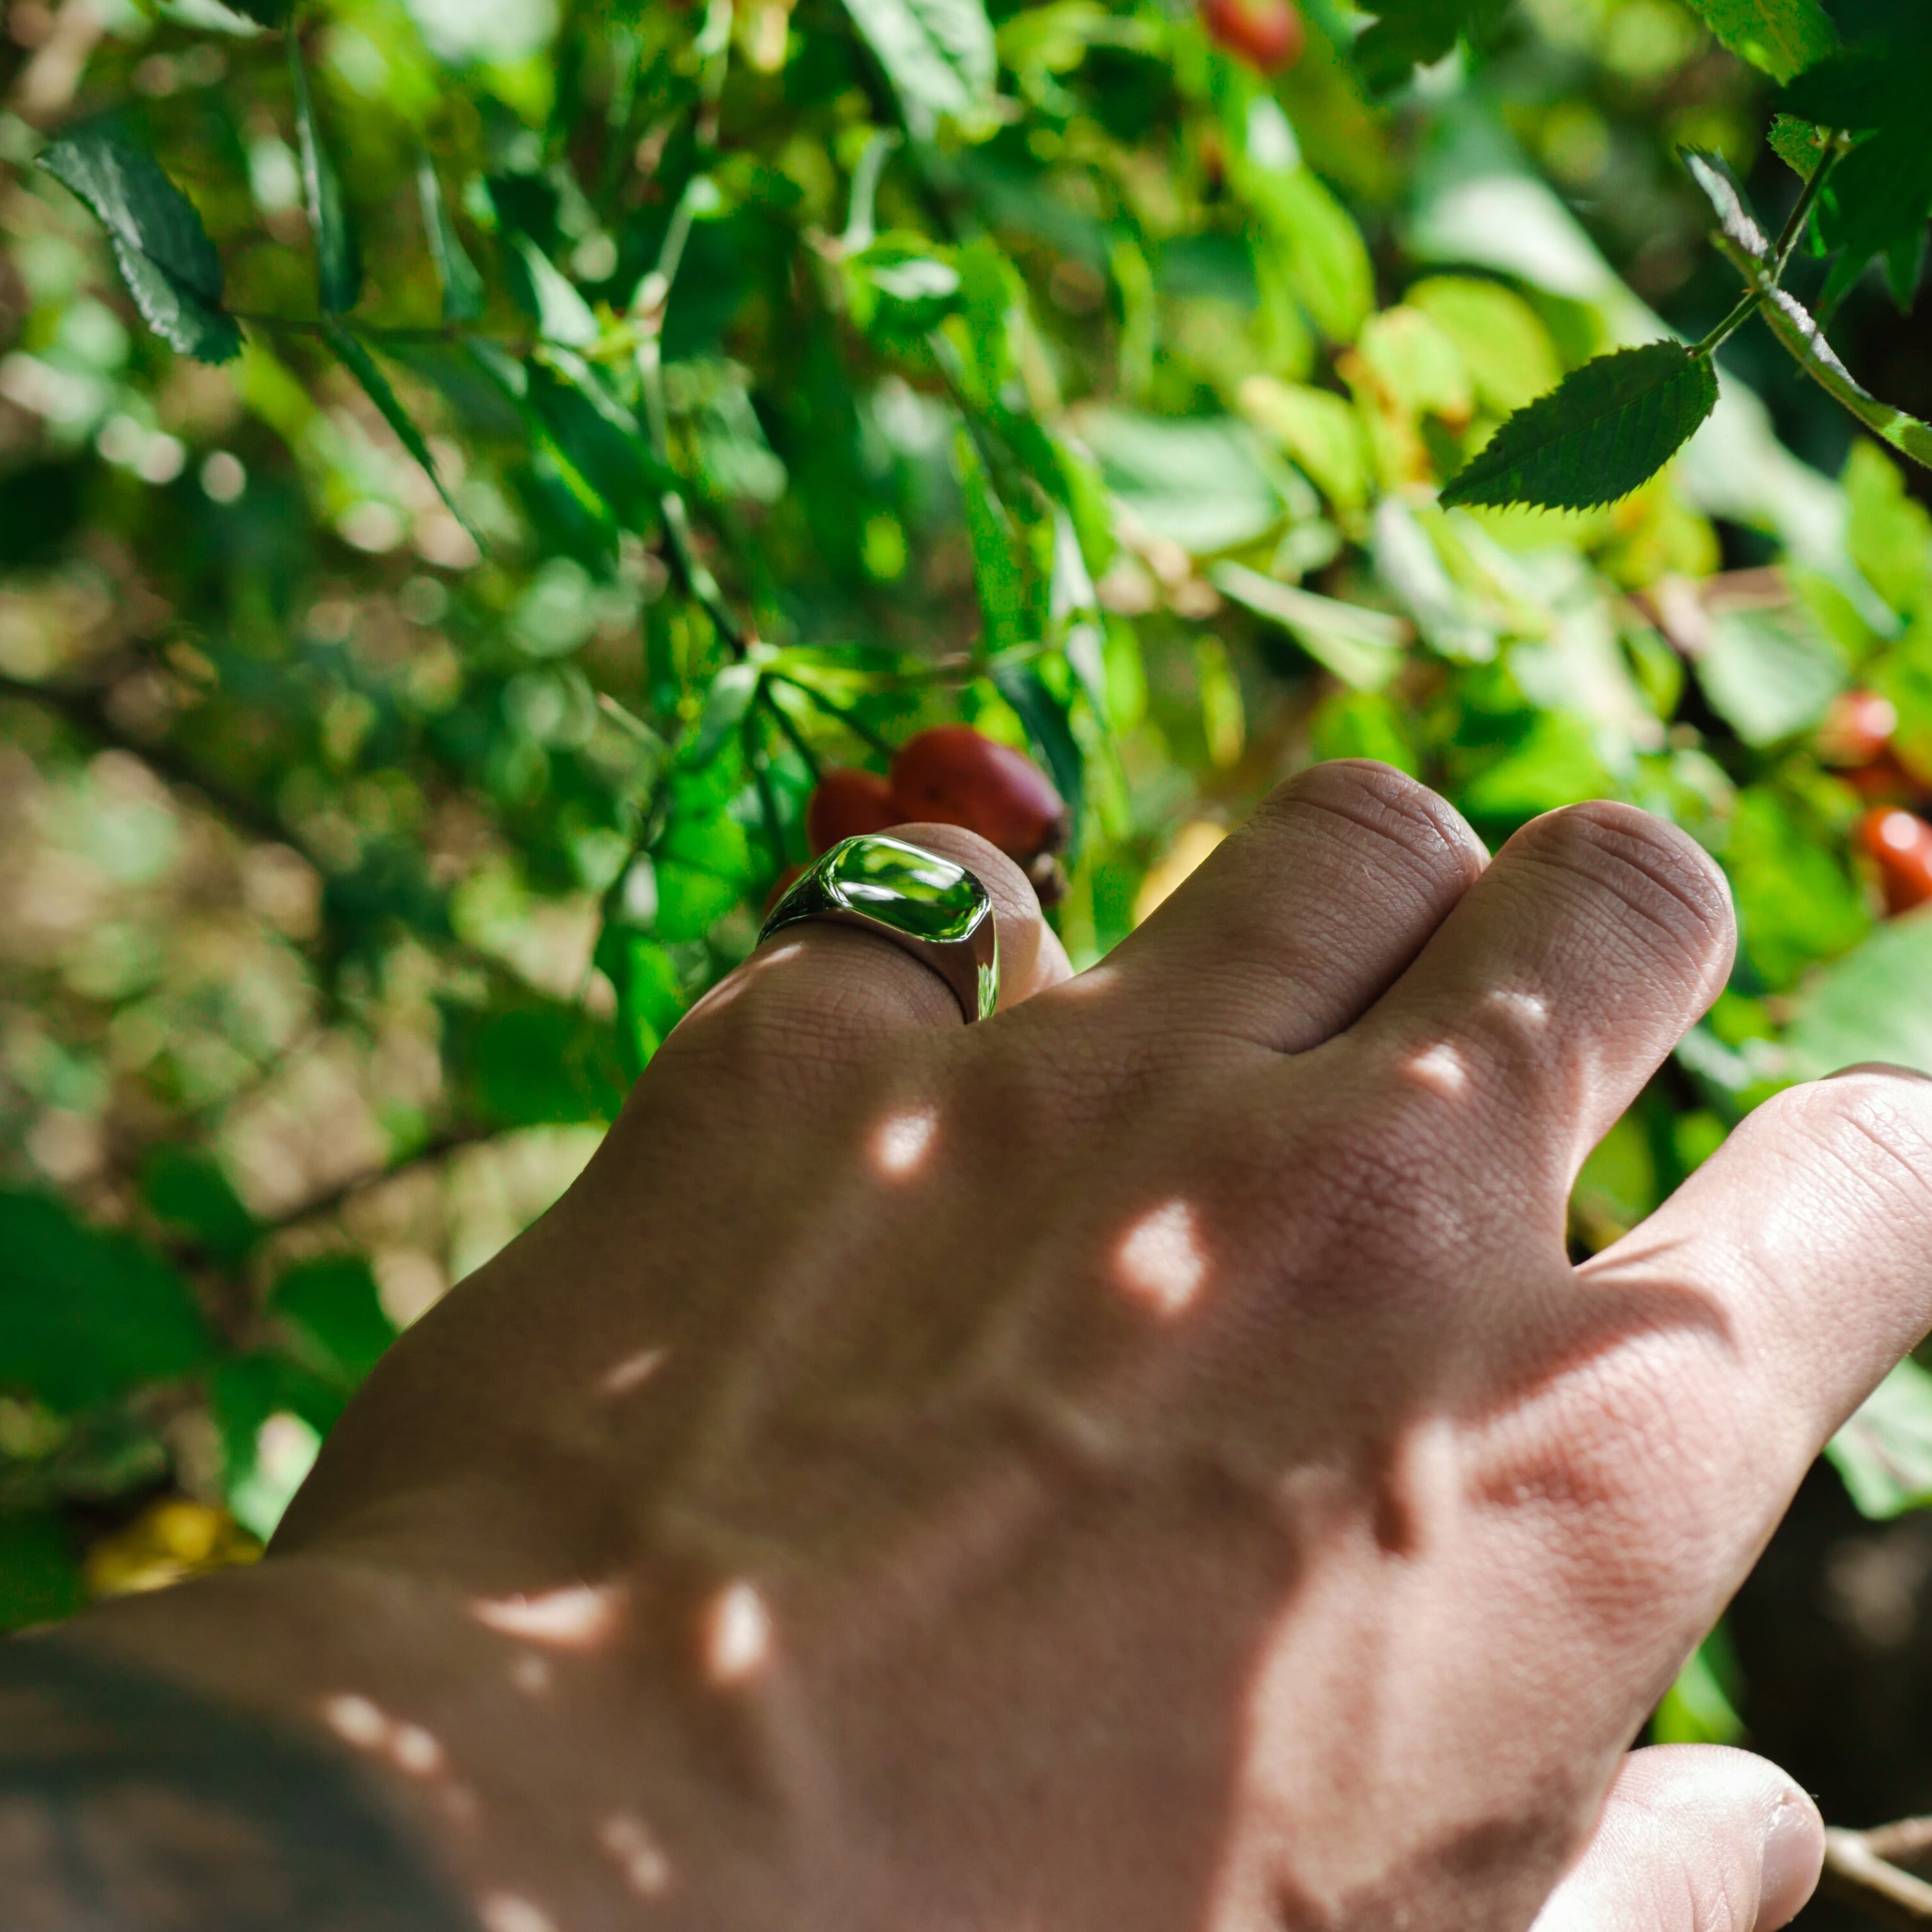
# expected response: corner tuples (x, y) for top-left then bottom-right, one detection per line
(1822, 1824), (1932, 1927)
(259, 1122), (500, 1234)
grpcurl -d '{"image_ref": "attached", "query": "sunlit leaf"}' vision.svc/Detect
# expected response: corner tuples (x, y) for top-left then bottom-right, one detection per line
(289, 43), (360, 315)
(1439, 342), (1719, 513)
(842, 0), (996, 131)
(324, 324), (479, 543)
(37, 121), (240, 362)
(418, 153), (484, 324)
(1683, 0), (1835, 83)
(1786, 908), (1932, 1078)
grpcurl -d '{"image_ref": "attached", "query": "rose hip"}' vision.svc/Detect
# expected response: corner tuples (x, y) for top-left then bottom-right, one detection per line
(1201, 0), (1305, 74)
(1859, 806), (1932, 916)
(889, 726), (1068, 861)
(807, 768), (900, 854)
(1819, 689), (1900, 768)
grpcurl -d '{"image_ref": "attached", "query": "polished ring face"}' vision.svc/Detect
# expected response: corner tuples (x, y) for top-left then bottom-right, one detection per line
(760, 834), (1000, 1023)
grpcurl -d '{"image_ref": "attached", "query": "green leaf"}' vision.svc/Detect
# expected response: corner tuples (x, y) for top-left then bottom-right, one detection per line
(1768, 113), (1829, 178)
(1438, 342), (1720, 513)
(593, 928), (684, 1076)
(460, 1001), (627, 1127)
(1786, 909), (1932, 1079)
(1706, 226), (1932, 474)
(511, 235), (600, 348)
(217, 0), (292, 23)
(1405, 277), (1563, 417)
(271, 1254), (397, 1389)
(1682, 0), (1835, 83)
(958, 431), (1031, 654)
(0, 1190), (210, 1414)
(841, 0), (996, 132)
(1651, 1628), (1746, 1745)
(417, 153), (484, 324)
(137, 1145), (259, 1265)
(1244, 168), (1375, 346)
(324, 324), (479, 542)
(1828, 1357), (1932, 1519)
(289, 43), (360, 315)
(684, 663), (762, 769)
(1726, 786), (1869, 993)
(1081, 410), (1288, 555)
(1210, 562), (1408, 691)
(1844, 440), (1932, 616)
(0, 1514), (85, 1633)
(36, 122), (240, 363)
(1352, 0), (1507, 92)
(1692, 600), (1846, 745)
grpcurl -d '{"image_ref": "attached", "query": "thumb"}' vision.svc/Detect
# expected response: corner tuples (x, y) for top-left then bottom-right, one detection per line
(1532, 1746), (1823, 1932)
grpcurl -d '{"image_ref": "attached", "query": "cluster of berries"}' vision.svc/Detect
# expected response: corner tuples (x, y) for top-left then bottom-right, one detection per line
(1820, 689), (1932, 915)
(771, 727), (1070, 912)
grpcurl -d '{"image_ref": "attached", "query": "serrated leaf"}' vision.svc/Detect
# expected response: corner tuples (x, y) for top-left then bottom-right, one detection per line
(288, 43), (360, 316)
(417, 153), (484, 324)
(1684, 0), (1835, 83)
(1681, 148), (1773, 260)
(1439, 342), (1719, 513)
(324, 324), (480, 542)
(840, 0), (995, 132)
(1768, 113), (1828, 178)
(36, 123), (240, 362)
(1706, 230), (1932, 473)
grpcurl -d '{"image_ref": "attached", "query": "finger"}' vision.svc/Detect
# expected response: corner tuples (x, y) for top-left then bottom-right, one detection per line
(669, 823), (1070, 1067)
(1580, 1065), (1932, 1459)
(1355, 801), (1734, 1181)
(1532, 1746), (1822, 1932)
(1099, 761), (1488, 1053)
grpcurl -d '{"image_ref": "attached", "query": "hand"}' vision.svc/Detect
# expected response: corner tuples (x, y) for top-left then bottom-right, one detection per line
(59, 761), (1932, 1932)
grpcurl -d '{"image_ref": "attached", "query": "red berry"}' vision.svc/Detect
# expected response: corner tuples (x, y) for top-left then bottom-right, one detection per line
(807, 768), (900, 854)
(1819, 688), (1899, 767)
(1858, 807), (1932, 916)
(1201, 0), (1305, 74)
(889, 726), (1068, 862)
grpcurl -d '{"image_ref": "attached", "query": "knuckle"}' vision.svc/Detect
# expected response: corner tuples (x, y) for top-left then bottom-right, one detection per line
(1512, 802), (1734, 978)
(1758, 1071), (1932, 1216)
(1269, 759), (1486, 898)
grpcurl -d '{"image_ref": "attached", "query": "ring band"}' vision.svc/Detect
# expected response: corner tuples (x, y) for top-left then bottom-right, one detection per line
(760, 834), (1000, 1023)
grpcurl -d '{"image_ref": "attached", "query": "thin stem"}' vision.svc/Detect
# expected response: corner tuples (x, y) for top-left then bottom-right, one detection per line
(1693, 286), (1763, 358)
(231, 311), (533, 352)
(766, 671), (894, 758)
(745, 716), (789, 869)
(759, 683), (822, 780)
(1774, 130), (1851, 279)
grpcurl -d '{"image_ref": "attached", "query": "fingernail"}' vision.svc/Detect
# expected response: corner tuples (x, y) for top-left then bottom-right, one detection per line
(1759, 1797), (1825, 1930)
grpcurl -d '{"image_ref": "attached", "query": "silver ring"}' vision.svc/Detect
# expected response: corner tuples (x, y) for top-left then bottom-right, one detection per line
(760, 834), (1000, 1023)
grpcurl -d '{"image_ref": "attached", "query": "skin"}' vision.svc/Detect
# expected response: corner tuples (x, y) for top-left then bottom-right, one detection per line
(30, 758), (1927, 1932)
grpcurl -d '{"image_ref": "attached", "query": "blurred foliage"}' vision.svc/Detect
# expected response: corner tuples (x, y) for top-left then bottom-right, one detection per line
(3, 0), (1932, 1775)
